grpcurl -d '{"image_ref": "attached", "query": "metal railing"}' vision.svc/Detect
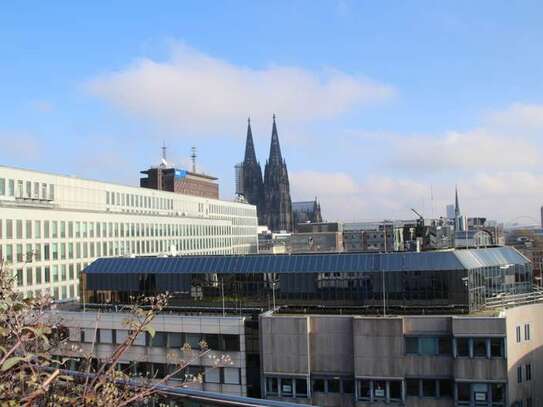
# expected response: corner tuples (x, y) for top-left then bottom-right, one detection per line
(484, 286), (543, 310)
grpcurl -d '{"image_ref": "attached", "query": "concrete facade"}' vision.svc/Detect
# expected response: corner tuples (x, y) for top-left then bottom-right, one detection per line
(260, 307), (543, 406)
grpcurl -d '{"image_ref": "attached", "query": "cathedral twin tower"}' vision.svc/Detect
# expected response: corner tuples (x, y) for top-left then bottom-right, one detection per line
(241, 115), (293, 232)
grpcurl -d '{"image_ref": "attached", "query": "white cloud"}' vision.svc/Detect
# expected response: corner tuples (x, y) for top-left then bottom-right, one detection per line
(486, 102), (543, 131)
(292, 169), (543, 223)
(86, 43), (394, 136)
(388, 128), (539, 172)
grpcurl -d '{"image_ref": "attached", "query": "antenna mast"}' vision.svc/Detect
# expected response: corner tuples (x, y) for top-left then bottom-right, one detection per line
(191, 146), (197, 173)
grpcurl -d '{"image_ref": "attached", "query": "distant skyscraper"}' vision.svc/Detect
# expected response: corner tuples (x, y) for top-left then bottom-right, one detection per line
(234, 162), (244, 196)
(454, 186), (466, 232)
(446, 204), (455, 219)
(241, 118), (266, 224)
(263, 115), (293, 232)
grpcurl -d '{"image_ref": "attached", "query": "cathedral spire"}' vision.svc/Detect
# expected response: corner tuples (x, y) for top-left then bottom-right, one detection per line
(268, 114), (283, 165)
(244, 117), (257, 163)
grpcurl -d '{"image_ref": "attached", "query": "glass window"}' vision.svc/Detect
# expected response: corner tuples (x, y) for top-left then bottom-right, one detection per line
(373, 380), (386, 399)
(327, 379), (340, 393)
(150, 332), (166, 347)
(438, 337), (451, 354)
(295, 378), (307, 397)
(8, 179), (14, 196)
(439, 379), (452, 397)
(313, 379), (325, 393)
(26, 267), (33, 285)
(491, 383), (505, 402)
(491, 338), (504, 357)
(342, 379), (354, 394)
(222, 334), (240, 351)
(204, 366), (220, 383)
(473, 338), (487, 357)
(526, 363), (532, 381)
(419, 337), (437, 355)
(516, 326), (521, 343)
(456, 337), (470, 357)
(0, 178), (4, 195)
(216, 367), (236, 385)
(390, 380), (402, 400)
(405, 337), (418, 354)
(167, 332), (183, 348)
(34, 220), (41, 239)
(524, 324), (530, 341)
(266, 377), (278, 395)
(422, 379), (436, 397)
(517, 365), (522, 383)
(186, 333), (201, 349)
(281, 378), (293, 397)
(406, 379), (420, 397)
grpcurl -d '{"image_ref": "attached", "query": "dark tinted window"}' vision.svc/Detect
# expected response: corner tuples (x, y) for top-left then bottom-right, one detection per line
(406, 379), (419, 397)
(438, 337), (451, 354)
(295, 379), (307, 397)
(327, 379), (340, 393)
(390, 381), (402, 400)
(223, 334), (240, 351)
(457, 382), (470, 401)
(405, 337), (418, 354)
(439, 379), (452, 397)
(491, 383), (505, 402)
(473, 338), (487, 357)
(313, 379), (325, 393)
(342, 379), (354, 394)
(456, 337), (469, 357)
(490, 338), (504, 357)
(359, 380), (371, 399)
(422, 379), (436, 397)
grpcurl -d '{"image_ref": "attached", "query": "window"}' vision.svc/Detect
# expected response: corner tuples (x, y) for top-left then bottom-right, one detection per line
(419, 337), (438, 355)
(0, 178), (4, 195)
(473, 338), (487, 357)
(422, 379), (436, 397)
(517, 365), (523, 383)
(491, 337), (504, 357)
(204, 366), (220, 383)
(406, 379), (420, 397)
(456, 337), (470, 357)
(358, 380), (371, 400)
(343, 379), (354, 394)
(281, 378), (293, 397)
(313, 379), (325, 393)
(266, 377), (278, 395)
(295, 378), (307, 397)
(526, 363), (531, 381)
(373, 380), (386, 399)
(439, 379), (452, 397)
(149, 332), (167, 347)
(438, 337), (451, 354)
(167, 332), (183, 348)
(389, 380), (402, 400)
(327, 379), (340, 393)
(527, 397), (533, 407)
(405, 337), (418, 354)
(516, 326), (521, 343)
(457, 382), (470, 403)
(491, 383), (505, 403)
(524, 324), (530, 341)
(222, 367), (239, 385)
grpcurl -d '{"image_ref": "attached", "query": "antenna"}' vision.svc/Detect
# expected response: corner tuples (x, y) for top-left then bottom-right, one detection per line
(161, 141), (167, 161)
(191, 146), (197, 172)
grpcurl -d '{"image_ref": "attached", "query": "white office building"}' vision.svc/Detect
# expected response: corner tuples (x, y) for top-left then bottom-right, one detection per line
(0, 165), (258, 299)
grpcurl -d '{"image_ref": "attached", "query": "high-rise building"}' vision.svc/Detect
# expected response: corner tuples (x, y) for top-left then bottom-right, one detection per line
(234, 162), (244, 196)
(241, 119), (266, 225)
(0, 164), (258, 299)
(263, 116), (293, 232)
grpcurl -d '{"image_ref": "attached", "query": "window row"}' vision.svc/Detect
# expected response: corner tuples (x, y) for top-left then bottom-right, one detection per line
(0, 219), (233, 240)
(77, 328), (241, 352)
(15, 263), (83, 286)
(516, 323), (531, 343)
(405, 336), (505, 358)
(0, 178), (54, 201)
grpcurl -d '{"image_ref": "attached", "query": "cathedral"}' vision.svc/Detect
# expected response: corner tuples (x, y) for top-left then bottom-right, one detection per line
(241, 116), (293, 232)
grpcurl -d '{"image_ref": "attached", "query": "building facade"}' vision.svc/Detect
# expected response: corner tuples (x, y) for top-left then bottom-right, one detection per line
(0, 165), (258, 299)
(140, 166), (219, 200)
(260, 302), (543, 406)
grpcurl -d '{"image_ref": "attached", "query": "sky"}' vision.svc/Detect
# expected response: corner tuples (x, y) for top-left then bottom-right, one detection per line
(1, 1), (543, 224)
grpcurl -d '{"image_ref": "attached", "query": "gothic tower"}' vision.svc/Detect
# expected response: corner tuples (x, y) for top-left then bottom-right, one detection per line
(241, 118), (266, 224)
(263, 115), (293, 232)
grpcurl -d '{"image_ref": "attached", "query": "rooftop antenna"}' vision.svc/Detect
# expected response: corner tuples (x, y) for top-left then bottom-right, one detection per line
(160, 141), (168, 167)
(191, 146), (197, 173)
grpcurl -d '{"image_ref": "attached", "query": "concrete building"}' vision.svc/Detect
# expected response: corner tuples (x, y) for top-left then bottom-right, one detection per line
(289, 222), (343, 253)
(343, 222), (404, 252)
(50, 307), (258, 398)
(0, 165), (258, 299)
(260, 302), (543, 406)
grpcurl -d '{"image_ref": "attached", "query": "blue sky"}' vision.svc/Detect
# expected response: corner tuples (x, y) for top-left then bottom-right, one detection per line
(1, 1), (543, 222)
